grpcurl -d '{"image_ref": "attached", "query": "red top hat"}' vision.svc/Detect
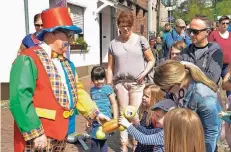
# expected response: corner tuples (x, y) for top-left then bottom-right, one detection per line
(37, 7), (82, 40)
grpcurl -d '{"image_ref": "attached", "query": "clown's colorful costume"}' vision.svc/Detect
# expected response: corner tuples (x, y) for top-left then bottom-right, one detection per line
(9, 7), (99, 152)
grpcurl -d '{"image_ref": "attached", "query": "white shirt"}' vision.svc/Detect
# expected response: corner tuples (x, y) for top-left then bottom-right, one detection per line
(39, 43), (71, 103)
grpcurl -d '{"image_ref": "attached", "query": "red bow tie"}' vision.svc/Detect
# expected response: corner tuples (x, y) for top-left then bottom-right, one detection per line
(51, 51), (66, 62)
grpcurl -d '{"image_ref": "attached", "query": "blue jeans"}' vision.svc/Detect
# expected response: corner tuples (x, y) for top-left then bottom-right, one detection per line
(221, 64), (231, 97)
(90, 138), (108, 152)
(196, 96), (221, 152)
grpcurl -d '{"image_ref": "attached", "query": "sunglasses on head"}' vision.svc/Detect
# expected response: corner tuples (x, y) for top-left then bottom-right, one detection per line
(221, 22), (229, 25)
(187, 28), (208, 35)
(35, 24), (43, 27)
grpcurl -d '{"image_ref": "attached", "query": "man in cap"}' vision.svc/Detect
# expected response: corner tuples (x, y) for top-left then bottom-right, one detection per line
(9, 7), (110, 152)
(164, 19), (191, 58)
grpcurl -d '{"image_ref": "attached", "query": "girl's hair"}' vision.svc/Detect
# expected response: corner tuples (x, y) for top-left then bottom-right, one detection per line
(34, 13), (41, 23)
(154, 60), (217, 92)
(164, 108), (206, 152)
(169, 41), (186, 59)
(91, 66), (106, 81)
(171, 41), (186, 50)
(138, 84), (165, 126)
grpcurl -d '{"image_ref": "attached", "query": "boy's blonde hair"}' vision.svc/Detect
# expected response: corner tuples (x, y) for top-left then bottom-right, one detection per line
(138, 84), (165, 126)
(164, 108), (206, 152)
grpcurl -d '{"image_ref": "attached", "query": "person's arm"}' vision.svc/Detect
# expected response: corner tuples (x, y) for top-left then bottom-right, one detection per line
(143, 48), (155, 74)
(202, 50), (223, 84)
(109, 93), (118, 119)
(222, 65), (231, 90)
(166, 33), (174, 50)
(197, 95), (221, 152)
(208, 31), (215, 42)
(127, 125), (164, 145)
(136, 36), (155, 84)
(136, 125), (162, 135)
(75, 74), (99, 119)
(9, 55), (44, 141)
(184, 35), (192, 46)
(107, 53), (114, 85)
(106, 85), (118, 119)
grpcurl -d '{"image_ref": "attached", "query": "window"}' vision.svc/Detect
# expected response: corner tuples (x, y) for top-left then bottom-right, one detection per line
(67, 3), (84, 36)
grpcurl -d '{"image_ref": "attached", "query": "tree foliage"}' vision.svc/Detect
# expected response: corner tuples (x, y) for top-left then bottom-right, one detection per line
(172, 0), (231, 22)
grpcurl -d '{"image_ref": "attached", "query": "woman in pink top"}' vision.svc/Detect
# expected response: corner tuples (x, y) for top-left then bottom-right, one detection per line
(208, 15), (231, 96)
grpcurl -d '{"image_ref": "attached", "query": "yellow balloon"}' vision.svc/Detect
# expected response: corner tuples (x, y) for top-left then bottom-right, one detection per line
(123, 106), (137, 119)
(96, 130), (106, 139)
(119, 125), (126, 131)
(98, 126), (103, 130)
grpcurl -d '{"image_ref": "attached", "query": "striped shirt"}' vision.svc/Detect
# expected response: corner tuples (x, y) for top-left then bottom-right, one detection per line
(127, 125), (164, 152)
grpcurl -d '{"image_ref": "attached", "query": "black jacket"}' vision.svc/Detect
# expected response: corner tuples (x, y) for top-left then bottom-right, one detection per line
(179, 42), (223, 84)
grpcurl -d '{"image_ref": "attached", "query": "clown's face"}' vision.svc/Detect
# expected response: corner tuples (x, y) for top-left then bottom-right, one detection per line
(52, 29), (74, 54)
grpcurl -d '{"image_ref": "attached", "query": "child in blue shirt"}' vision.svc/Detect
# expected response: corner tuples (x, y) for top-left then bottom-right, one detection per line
(90, 66), (118, 152)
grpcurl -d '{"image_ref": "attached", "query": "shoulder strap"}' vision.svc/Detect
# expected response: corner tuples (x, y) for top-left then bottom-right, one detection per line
(139, 35), (145, 51)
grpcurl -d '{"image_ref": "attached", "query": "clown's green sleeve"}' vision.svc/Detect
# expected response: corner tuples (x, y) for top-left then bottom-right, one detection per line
(9, 55), (44, 141)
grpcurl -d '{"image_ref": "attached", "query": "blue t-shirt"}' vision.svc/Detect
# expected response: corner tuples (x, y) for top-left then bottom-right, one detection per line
(90, 85), (114, 139)
(228, 24), (231, 32)
(90, 85), (113, 118)
(22, 34), (40, 48)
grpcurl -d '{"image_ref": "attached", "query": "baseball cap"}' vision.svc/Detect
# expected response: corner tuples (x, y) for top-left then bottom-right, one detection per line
(151, 99), (177, 112)
(175, 19), (186, 27)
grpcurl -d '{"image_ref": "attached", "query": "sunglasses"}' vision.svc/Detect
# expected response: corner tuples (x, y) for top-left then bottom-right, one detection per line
(222, 22), (229, 25)
(56, 29), (74, 41)
(34, 24), (43, 27)
(176, 25), (186, 29)
(119, 25), (132, 28)
(187, 28), (208, 35)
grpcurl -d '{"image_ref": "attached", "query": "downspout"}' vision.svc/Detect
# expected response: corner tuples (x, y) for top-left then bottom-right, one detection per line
(24, 0), (29, 35)
(148, 0), (152, 40)
(156, 0), (161, 35)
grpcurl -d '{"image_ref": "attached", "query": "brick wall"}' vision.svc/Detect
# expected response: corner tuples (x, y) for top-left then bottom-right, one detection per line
(116, 0), (148, 38)
(137, 0), (147, 10)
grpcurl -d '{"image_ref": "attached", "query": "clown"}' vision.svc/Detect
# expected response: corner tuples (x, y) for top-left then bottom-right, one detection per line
(9, 7), (110, 152)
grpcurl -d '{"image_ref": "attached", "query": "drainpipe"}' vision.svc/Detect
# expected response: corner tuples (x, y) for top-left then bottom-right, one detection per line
(148, 0), (152, 40)
(156, 0), (161, 34)
(24, 0), (29, 35)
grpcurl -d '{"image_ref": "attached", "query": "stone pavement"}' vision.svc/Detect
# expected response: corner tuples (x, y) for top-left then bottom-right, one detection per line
(1, 103), (134, 152)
